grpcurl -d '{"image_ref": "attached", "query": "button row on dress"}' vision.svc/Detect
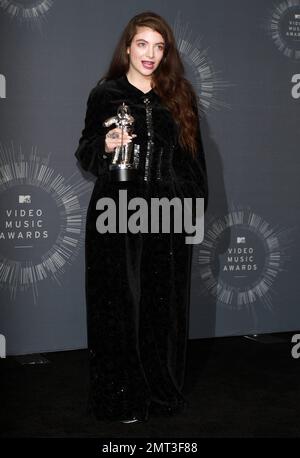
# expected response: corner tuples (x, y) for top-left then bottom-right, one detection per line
(143, 97), (154, 182)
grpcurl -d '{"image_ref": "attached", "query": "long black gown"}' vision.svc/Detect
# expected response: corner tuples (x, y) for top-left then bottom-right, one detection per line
(75, 74), (208, 422)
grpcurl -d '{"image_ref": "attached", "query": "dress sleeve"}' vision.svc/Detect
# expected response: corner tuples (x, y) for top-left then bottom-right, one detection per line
(74, 86), (109, 178)
(171, 110), (209, 213)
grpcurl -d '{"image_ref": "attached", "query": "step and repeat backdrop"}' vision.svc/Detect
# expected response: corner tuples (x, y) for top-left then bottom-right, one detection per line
(0, 0), (299, 355)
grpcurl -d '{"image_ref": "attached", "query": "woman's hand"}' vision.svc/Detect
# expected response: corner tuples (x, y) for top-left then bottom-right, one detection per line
(104, 128), (136, 153)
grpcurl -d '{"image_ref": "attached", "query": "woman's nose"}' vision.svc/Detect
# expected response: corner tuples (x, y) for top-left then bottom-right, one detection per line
(146, 47), (154, 58)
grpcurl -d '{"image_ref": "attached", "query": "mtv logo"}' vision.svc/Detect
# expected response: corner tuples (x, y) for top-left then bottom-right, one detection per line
(0, 334), (6, 358)
(237, 237), (246, 244)
(19, 195), (31, 203)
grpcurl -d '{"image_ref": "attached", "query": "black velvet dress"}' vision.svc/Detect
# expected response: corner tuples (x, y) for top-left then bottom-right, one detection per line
(75, 74), (208, 422)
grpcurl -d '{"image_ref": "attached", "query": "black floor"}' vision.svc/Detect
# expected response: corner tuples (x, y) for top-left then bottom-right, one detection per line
(1, 332), (300, 438)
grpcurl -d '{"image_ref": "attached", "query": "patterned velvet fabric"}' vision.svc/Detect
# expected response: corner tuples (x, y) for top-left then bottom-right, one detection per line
(75, 74), (208, 422)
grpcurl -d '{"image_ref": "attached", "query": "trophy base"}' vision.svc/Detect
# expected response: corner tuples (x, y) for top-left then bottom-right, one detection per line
(109, 167), (140, 182)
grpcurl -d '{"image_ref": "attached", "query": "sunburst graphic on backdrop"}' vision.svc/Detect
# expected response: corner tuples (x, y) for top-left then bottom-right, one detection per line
(173, 11), (232, 114)
(193, 203), (294, 312)
(265, 0), (300, 59)
(0, 142), (92, 303)
(0, 0), (54, 25)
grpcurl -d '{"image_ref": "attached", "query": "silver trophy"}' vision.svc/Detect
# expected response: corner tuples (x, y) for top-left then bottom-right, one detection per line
(103, 103), (140, 181)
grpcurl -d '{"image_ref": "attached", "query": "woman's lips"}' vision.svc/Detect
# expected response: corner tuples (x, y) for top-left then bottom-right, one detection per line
(142, 61), (154, 69)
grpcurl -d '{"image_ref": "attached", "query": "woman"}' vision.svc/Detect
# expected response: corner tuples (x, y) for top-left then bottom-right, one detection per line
(75, 11), (208, 423)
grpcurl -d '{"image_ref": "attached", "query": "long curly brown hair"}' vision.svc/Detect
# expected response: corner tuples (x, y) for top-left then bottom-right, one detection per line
(98, 11), (200, 158)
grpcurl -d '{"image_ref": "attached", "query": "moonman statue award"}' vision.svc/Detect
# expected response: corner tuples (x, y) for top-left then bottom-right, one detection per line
(103, 103), (140, 181)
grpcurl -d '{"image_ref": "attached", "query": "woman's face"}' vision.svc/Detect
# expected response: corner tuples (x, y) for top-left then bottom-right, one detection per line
(127, 26), (165, 79)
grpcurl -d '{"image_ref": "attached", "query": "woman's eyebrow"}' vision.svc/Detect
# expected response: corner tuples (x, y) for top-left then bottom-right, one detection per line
(135, 38), (165, 45)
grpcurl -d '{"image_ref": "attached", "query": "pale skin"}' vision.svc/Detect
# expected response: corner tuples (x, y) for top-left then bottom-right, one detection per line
(104, 26), (165, 153)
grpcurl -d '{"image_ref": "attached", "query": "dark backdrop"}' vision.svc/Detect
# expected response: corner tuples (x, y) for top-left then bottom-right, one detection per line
(0, 0), (299, 355)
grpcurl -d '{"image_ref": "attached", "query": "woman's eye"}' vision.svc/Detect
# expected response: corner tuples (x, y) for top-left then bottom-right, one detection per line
(137, 42), (164, 50)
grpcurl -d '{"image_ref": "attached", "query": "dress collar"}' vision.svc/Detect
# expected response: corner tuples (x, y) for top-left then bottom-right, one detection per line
(117, 74), (156, 99)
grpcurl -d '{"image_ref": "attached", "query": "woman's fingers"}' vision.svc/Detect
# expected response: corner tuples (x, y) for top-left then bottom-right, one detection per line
(105, 128), (137, 153)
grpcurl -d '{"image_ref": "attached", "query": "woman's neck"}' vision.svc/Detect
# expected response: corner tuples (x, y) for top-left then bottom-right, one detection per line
(126, 72), (152, 93)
